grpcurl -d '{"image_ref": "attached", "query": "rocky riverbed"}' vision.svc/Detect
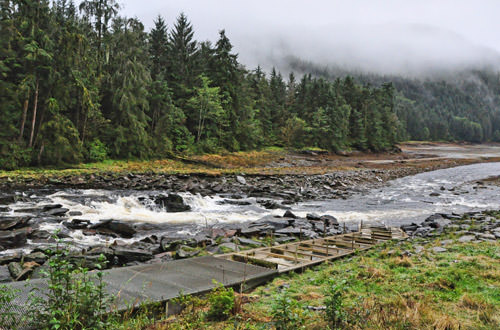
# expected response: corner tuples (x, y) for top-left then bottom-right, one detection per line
(1, 145), (499, 283)
(0, 204), (349, 282)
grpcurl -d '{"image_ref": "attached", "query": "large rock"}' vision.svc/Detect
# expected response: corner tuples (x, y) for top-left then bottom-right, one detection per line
(175, 245), (200, 259)
(8, 262), (24, 279)
(0, 216), (31, 230)
(44, 208), (69, 216)
(90, 220), (136, 238)
(283, 210), (298, 219)
(154, 194), (191, 212)
(458, 235), (475, 243)
(160, 236), (193, 251)
(275, 227), (303, 235)
(236, 237), (264, 247)
(24, 252), (48, 264)
(63, 219), (91, 230)
(29, 229), (53, 241)
(113, 247), (153, 264)
(251, 215), (290, 230)
(0, 195), (28, 205)
(320, 215), (339, 226)
(41, 204), (63, 212)
(0, 229), (28, 249)
(422, 214), (450, 229)
(0, 265), (11, 282)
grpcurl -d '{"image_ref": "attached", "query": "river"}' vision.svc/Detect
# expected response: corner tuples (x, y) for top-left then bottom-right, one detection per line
(2, 161), (500, 254)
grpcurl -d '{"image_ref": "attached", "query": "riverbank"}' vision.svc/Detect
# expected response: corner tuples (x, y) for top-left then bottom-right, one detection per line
(142, 210), (500, 329)
(1, 144), (499, 201)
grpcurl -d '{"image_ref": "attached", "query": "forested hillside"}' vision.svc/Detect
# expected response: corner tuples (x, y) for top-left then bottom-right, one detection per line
(286, 58), (500, 143)
(0, 0), (399, 169)
(5, 1), (500, 170)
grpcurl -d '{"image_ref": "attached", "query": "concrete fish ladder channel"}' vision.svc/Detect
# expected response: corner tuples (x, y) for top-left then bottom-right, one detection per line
(2, 226), (405, 329)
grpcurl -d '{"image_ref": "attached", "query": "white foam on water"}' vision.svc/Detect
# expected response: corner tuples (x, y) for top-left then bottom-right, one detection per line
(47, 192), (265, 225)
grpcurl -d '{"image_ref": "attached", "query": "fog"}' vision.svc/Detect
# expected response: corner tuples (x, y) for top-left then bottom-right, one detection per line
(105, 0), (500, 75)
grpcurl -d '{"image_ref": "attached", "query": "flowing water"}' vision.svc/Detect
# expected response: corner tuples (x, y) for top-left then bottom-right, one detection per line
(2, 162), (500, 252)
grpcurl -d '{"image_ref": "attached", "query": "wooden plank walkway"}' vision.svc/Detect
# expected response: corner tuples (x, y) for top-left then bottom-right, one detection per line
(217, 225), (407, 272)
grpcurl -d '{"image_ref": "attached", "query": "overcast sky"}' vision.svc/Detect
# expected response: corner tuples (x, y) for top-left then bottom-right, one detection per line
(109, 0), (500, 75)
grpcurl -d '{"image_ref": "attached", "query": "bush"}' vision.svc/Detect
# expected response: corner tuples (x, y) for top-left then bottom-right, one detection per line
(88, 138), (108, 162)
(271, 289), (305, 330)
(206, 283), (235, 321)
(28, 242), (113, 329)
(324, 279), (348, 329)
(0, 141), (31, 170)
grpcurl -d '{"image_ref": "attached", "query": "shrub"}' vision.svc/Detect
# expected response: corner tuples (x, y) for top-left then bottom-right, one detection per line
(324, 279), (348, 329)
(206, 283), (235, 321)
(271, 289), (305, 330)
(88, 138), (108, 162)
(28, 242), (113, 329)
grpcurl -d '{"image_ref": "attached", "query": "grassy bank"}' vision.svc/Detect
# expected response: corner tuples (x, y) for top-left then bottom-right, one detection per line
(0, 145), (495, 183)
(141, 213), (500, 330)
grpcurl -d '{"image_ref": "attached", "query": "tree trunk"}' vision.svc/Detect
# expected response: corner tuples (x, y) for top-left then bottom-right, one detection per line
(37, 142), (44, 164)
(18, 98), (29, 142)
(28, 80), (39, 148)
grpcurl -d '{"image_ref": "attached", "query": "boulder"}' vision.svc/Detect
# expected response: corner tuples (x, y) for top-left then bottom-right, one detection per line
(0, 229), (28, 249)
(14, 207), (42, 214)
(283, 210), (297, 218)
(401, 224), (419, 233)
(478, 233), (496, 240)
(0, 195), (28, 205)
(160, 236), (194, 251)
(458, 235), (475, 243)
(320, 215), (339, 226)
(24, 252), (48, 264)
(90, 220), (136, 238)
(0, 254), (21, 266)
(258, 200), (281, 209)
(0, 216), (31, 230)
(306, 213), (321, 221)
(275, 227), (303, 235)
(422, 214), (450, 229)
(68, 211), (83, 216)
(63, 219), (91, 230)
(0, 265), (11, 282)
(236, 237), (264, 247)
(154, 194), (191, 212)
(41, 204), (63, 212)
(220, 199), (252, 206)
(175, 245), (200, 259)
(432, 247), (447, 253)
(236, 176), (247, 185)
(113, 247), (153, 264)
(251, 215), (290, 230)
(29, 229), (53, 241)
(44, 208), (69, 216)
(239, 226), (271, 237)
(8, 262), (24, 279)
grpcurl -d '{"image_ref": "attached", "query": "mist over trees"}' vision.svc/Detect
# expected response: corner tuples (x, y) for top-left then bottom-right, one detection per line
(286, 57), (500, 143)
(1, 1), (496, 170)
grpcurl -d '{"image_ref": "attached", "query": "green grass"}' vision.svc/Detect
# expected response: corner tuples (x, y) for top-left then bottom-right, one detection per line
(145, 214), (499, 330)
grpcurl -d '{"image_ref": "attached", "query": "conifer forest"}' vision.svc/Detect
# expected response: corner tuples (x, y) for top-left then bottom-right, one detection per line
(1, 0), (500, 170)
